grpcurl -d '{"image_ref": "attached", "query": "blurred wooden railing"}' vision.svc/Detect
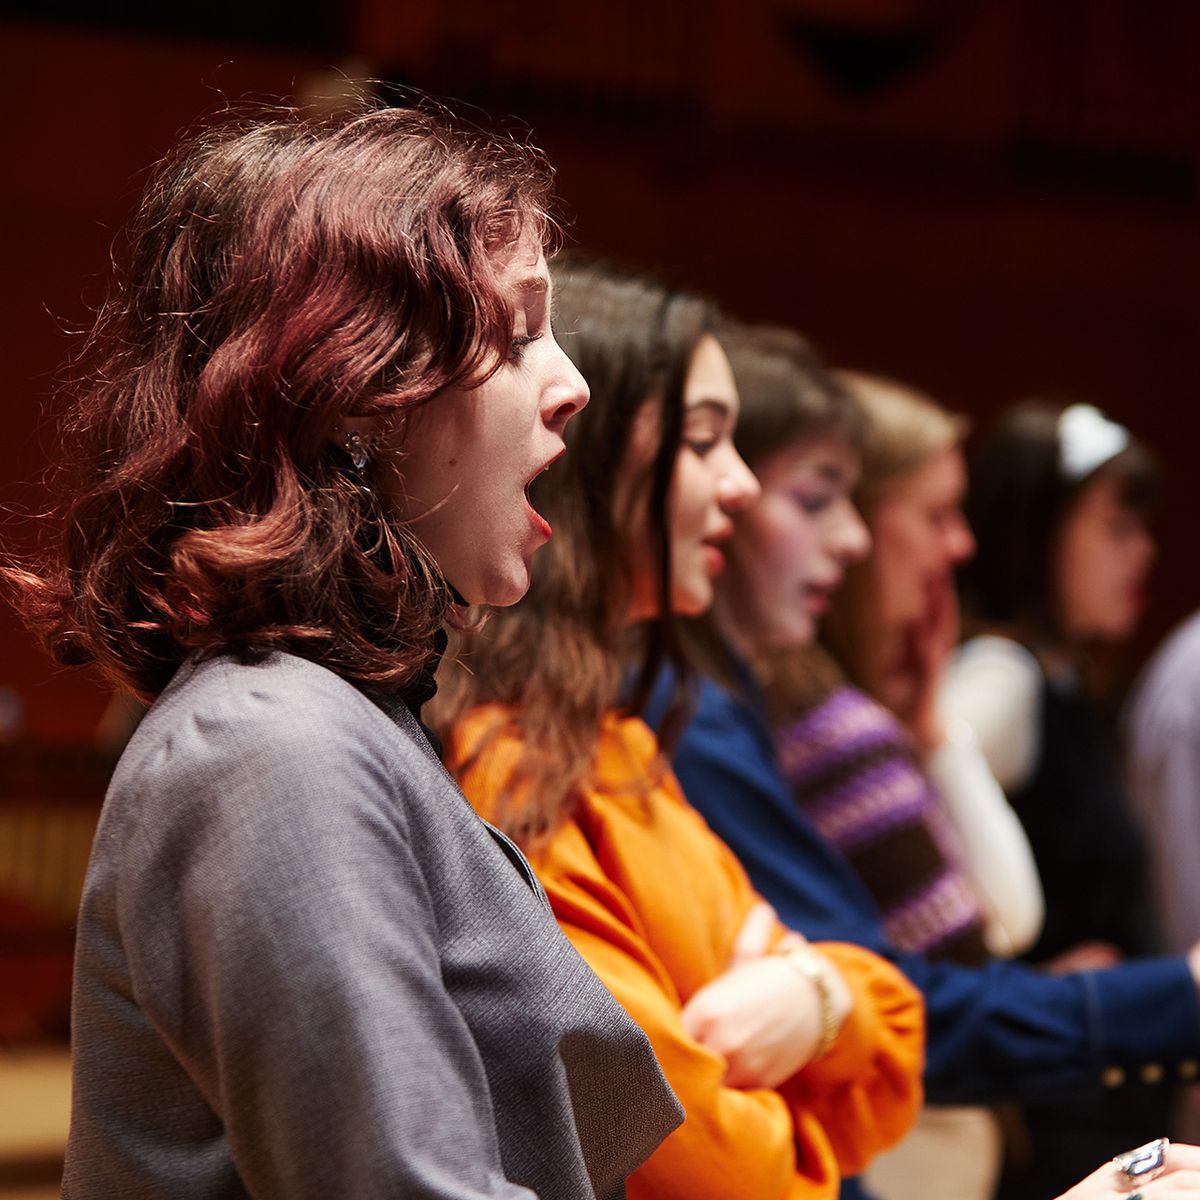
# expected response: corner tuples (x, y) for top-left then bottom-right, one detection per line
(0, 742), (111, 1044)
(0, 742), (109, 1195)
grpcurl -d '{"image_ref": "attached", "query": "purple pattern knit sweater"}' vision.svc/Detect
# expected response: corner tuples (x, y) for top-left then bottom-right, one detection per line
(775, 684), (989, 965)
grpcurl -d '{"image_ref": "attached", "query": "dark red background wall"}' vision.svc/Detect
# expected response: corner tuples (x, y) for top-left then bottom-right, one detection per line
(4, 2), (1198, 741)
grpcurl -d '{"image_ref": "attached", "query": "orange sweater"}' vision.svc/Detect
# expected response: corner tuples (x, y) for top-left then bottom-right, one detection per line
(448, 707), (924, 1200)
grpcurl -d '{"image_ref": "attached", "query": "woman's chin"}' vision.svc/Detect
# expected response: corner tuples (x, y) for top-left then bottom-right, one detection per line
(485, 576), (533, 610)
(761, 616), (816, 656)
(671, 584), (715, 620)
(457, 558), (533, 609)
(793, 613), (817, 647)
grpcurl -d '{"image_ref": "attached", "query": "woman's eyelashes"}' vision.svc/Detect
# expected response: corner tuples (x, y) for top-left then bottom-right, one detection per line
(792, 489), (834, 515)
(509, 332), (544, 362)
(509, 304), (556, 364)
(682, 415), (730, 459)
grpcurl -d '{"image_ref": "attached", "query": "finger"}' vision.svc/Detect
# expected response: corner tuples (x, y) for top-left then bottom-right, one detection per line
(729, 902), (778, 966)
(1152, 1166), (1200, 1187)
(680, 972), (735, 1040)
(1145, 1175), (1200, 1195)
(1103, 1144), (1200, 1196)
(1163, 1143), (1200, 1171)
(680, 984), (714, 1039)
(679, 1005), (707, 1044)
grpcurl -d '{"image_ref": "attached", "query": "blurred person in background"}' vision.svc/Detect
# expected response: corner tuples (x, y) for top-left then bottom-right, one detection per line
(1125, 605), (1200, 1145)
(951, 399), (1165, 1197)
(1126, 608), (1200, 960)
(818, 371), (1045, 964)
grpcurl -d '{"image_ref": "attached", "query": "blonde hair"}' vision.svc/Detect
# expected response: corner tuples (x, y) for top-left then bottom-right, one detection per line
(844, 370), (969, 512)
(822, 371), (968, 702)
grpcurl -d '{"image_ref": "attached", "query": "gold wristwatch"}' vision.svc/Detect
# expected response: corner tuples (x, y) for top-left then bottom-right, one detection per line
(777, 945), (844, 1059)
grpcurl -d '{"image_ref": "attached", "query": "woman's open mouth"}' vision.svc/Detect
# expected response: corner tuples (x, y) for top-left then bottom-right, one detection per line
(524, 450), (564, 539)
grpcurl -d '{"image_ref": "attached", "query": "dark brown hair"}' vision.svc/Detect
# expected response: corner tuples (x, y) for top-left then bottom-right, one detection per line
(8, 102), (556, 699)
(960, 398), (1159, 645)
(433, 257), (715, 845)
(723, 323), (863, 467)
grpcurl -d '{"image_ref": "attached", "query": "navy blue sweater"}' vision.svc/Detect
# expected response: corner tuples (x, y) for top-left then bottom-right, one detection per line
(645, 663), (1200, 1107)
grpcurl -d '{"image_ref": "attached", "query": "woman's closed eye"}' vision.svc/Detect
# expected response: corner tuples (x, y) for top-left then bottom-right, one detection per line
(685, 436), (720, 457)
(792, 490), (833, 515)
(509, 333), (543, 363)
(682, 413), (729, 460)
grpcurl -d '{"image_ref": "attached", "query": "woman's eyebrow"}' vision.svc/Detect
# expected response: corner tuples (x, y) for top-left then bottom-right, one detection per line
(515, 274), (551, 327)
(515, 274), (550, 296)
(686, 397), (733, 417)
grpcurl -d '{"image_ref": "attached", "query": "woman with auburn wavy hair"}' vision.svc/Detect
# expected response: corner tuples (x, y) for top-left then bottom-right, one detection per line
(434, 258), (925, 1200)
(9, 105), (683, 1197)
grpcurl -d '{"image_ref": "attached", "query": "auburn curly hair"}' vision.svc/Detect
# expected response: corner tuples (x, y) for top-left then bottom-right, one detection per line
(8, 101), (557, 699)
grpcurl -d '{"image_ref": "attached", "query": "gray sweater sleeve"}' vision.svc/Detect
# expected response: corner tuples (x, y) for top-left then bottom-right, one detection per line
(85, 672), (539, 1198)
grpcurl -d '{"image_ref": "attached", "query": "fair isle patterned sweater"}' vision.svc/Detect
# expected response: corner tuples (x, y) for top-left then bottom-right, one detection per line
(774, 684), (990, 966)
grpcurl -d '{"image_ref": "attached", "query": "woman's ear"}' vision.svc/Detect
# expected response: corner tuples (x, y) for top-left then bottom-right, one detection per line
(329, 415), (385, 469)
(328, 416), (386, 489)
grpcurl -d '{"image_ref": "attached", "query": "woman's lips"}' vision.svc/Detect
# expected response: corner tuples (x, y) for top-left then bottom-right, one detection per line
(523, 478), (551, 538)
(527, 497), (552, 539)
(523, 448), (565, 540)
(703, 543), (726, 575)
(702, 524), (733, 576)
(805, 573), (843, 614)
(1125, 581), (1149, 617)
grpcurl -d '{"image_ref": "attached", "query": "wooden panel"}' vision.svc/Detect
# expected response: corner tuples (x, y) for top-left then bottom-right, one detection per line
(0, 23), (325, 740)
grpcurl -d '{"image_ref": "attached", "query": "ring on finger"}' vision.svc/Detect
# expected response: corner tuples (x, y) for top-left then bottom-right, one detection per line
(1113, 1138), (1169, 1190)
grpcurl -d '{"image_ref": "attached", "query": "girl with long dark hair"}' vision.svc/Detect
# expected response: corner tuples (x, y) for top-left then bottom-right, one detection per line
(952, 400), (1165, 1197)
(434, 258), (925, 1200)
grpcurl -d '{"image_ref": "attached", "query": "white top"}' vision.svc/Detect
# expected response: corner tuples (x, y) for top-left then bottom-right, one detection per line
(942, 636), (1043, 793)
(936, 636), (1046, 957)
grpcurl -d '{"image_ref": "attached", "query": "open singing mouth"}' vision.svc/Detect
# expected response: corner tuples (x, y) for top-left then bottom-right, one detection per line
(525, 448), (565, 510)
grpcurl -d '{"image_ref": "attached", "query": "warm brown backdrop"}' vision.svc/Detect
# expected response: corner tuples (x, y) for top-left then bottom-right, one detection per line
(4, 2), (1198, 741)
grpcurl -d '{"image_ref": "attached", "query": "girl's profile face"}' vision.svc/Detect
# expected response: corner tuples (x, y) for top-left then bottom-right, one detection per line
(1054, 467), (1155, 642)
(722, 434), (869, 652)
(624, 335), (760, 623)
(870, 445), (975, 629)
(380, 229), (590, 606)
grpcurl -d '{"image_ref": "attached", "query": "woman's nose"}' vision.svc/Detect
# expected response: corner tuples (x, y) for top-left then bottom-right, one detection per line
(836, 502), (872, 564)
(946, 512), (975, 564)
(718, 449), (761, 514)
(543, 347), (590, 434)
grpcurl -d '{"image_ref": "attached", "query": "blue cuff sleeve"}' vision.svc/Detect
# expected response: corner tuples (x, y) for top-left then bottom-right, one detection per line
(921, 954), (1200, 1105)
(1083, 955), (1200, 1086)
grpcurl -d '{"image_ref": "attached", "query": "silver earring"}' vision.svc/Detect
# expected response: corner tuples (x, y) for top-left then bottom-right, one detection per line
(344, 431), (371, 493)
